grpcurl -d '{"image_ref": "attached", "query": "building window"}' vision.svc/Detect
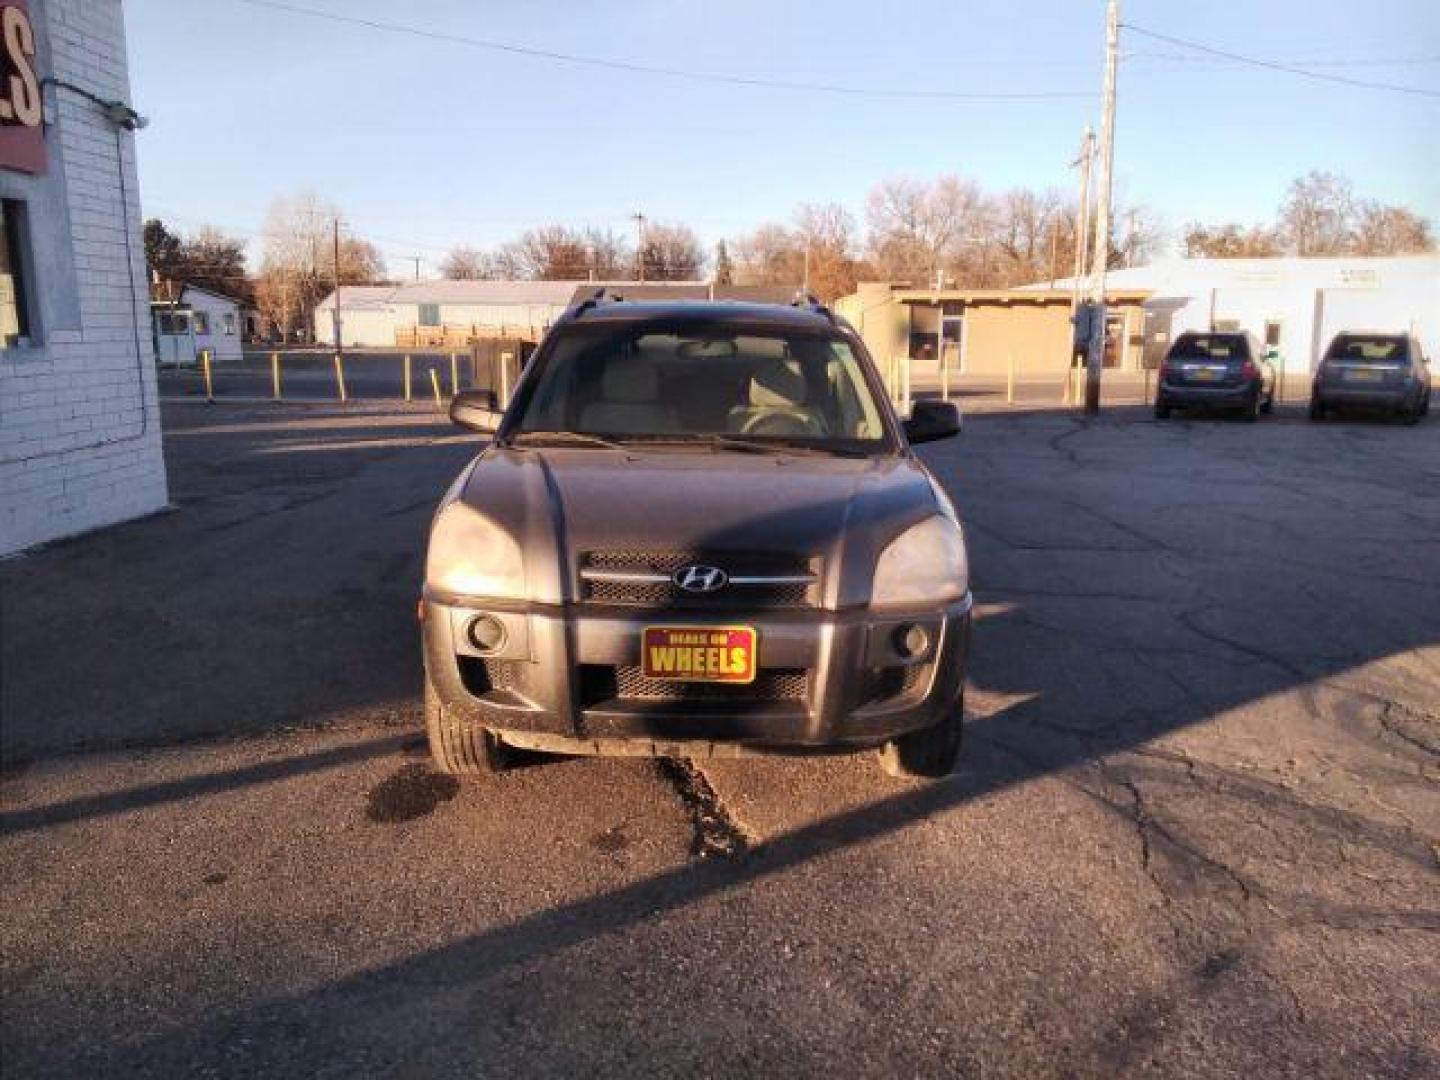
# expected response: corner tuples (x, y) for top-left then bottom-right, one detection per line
(1, 200), (32, 348)
(1265, 320), (1282, 348)
(192, 311), (210, 335)
(223, 312), (236, 335)
(418, 303), (441, 327)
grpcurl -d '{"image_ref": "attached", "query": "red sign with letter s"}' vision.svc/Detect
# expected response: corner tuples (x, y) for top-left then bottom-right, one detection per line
(0, 0), (44, 175)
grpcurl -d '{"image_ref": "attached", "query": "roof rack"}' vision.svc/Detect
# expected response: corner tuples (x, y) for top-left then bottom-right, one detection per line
(789, 289), (836, 324)
(570, 286), (626, 319)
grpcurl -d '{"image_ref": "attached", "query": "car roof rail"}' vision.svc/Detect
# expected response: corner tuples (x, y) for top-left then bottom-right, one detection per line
(570, 287), (626, 319)
(789, 289), (836, 324)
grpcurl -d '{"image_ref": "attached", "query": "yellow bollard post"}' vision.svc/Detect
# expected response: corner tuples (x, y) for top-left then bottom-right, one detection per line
(1006, 352), (1016, 405)
(500, 351), (513, 407)
(940, 346), (950, 403)
(404, 355), (412, 402)
(429, 367), (443, 410)
(271, 351), (281, 400)
(333, 353), (347, 403)
(201, 348), (214, 403)
(450, 352), (459, 395)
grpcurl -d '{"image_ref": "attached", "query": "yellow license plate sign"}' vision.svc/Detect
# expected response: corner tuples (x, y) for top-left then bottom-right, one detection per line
(642, 626), (757, 683)
(1348, 368), (1380, 381)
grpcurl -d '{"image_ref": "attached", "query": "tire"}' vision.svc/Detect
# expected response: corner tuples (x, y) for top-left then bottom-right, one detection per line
(879, 700), (964, 780)
(1242, 391), (1261, 422)
(1308, 397), (1325, 422)
(1260, 390), (1274, 415)
(425, 674), (511, 776)
(1154, 397), (1171, 420)
(1404, 400), (1421, 426)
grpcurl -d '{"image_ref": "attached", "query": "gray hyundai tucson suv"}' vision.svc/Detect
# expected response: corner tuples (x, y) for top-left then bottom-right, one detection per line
(420, 294), (971, 779)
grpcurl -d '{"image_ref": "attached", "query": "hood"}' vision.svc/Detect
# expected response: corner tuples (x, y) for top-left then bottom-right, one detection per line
(454, 446), (940, 608)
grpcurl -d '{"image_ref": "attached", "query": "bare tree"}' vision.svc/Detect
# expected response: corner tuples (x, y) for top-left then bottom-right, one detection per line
(440, 245), (492, 280)
(865, 174), (989, 286)
(497, 226), (592, 279)
(793, 202), (862, 300)
(1280, 170), (1357, 256)
(1353, 202), (1435, 255)
(1182, 221), (1282, 258)
(638, 221), (704, 281)
(990, 188), (1067, 284)
(256, 191), (338, 339)
(731, 223), (805, 287)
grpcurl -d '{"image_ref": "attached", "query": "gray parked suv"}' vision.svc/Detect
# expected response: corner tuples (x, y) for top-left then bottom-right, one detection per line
(420, 294), (971, 779)
(1310, 332), (1432, 424)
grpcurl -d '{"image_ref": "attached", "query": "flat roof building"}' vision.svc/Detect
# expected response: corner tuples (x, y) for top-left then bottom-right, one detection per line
(313, 281), (799, 348)
(1030, 255), (1440, 377)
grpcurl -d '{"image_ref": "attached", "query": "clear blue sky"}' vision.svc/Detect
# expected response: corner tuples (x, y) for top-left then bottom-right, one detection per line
(124, 0), (1440, 276)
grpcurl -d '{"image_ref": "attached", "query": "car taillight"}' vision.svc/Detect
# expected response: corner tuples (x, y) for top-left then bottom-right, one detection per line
(1241, 360), (1259, 379)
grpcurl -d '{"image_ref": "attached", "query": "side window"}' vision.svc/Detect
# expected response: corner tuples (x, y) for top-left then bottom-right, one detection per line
(223, 312), (236, 335)
(1, 198), (34, 348)
(418, 303), (441, 327)
(192, 311), (210, 335)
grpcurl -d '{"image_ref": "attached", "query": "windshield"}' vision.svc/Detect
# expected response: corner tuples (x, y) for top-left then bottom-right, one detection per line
(508, 323), (892, 453)
(1169, 334), (1248, 361)
(1325, 336), (1409, 364)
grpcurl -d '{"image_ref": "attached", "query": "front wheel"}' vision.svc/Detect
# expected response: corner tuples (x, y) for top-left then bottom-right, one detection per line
(425, 675), (511, 776)
(1242, 391), (1261, 422)
(879, 700), (964, 779)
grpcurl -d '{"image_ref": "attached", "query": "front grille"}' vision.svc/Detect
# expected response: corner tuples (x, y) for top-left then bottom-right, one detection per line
(580, 550), (817, 608)
(604, 665), (809, 702)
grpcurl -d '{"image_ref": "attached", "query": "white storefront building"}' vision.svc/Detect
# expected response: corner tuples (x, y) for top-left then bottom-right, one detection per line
(1041, 256), (1440, 378)
(0, 0), (167, 554)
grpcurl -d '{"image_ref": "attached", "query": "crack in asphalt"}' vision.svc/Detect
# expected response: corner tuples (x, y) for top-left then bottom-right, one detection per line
(655, 758), (753, 860)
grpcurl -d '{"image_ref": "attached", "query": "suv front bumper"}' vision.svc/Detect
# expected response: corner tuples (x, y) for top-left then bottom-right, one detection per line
(422, 592), (971, 754)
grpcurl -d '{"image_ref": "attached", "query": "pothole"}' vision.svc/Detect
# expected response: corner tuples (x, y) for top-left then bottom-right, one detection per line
(656, 757), (752, 859)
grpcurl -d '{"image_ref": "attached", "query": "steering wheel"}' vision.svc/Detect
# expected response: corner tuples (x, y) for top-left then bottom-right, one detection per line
(741, 411), (825, 437)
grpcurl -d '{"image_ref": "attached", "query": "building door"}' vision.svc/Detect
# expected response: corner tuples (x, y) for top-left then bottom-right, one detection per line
(1103, 312), (1126, 368)
(940, 309), (964, 373)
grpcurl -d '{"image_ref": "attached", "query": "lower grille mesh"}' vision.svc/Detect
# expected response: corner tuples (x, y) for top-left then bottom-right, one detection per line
(613, 666), (809, 701)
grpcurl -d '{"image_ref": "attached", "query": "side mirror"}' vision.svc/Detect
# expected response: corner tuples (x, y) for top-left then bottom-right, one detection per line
(903, 399), (962, 444)
(449, 389), (504, 434)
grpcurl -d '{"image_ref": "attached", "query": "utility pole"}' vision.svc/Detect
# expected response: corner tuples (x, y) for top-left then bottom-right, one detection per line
(407, 256), (422, 282)
(1070, 126), (1095, 326)
(632, 212), (647, 282)
(1084, 0), (1120, 415)
(332, 217), (343, 359)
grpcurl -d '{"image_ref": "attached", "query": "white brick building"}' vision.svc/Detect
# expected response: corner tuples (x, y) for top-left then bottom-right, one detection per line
(0, 0), (167, 555)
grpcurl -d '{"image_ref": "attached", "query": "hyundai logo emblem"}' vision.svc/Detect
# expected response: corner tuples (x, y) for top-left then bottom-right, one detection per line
(673, 564), (729, 594)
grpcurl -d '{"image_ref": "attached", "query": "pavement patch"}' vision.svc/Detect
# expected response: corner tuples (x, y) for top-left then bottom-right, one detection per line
(364, 762), (461, 823)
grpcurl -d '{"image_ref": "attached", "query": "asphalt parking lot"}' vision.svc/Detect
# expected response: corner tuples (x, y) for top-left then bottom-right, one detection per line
(2, 399), (1437, 1078)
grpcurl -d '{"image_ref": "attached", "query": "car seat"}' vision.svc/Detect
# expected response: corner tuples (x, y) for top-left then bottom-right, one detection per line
(579, 351), (678, 434)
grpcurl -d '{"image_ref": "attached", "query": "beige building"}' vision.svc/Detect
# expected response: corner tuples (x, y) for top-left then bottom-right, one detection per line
(835, 283), (1152, 379)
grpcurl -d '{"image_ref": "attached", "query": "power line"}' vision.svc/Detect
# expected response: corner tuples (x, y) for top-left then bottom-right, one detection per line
(230, 0), (1090, 101)
(1122, 23), (1440, 99)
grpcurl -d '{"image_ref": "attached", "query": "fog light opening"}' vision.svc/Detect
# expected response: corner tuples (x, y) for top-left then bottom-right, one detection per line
(894, 623), (931, 660)
(467, 614), (507, 654)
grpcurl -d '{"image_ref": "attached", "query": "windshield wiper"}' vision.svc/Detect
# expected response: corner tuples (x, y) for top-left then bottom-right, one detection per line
(648, 434), (867, 458)
(509, 431), (629, 451)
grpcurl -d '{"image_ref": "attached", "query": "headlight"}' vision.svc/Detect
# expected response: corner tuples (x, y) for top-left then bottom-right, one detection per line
(872, 515), (969, 606)
(425, 502), (525, 599)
